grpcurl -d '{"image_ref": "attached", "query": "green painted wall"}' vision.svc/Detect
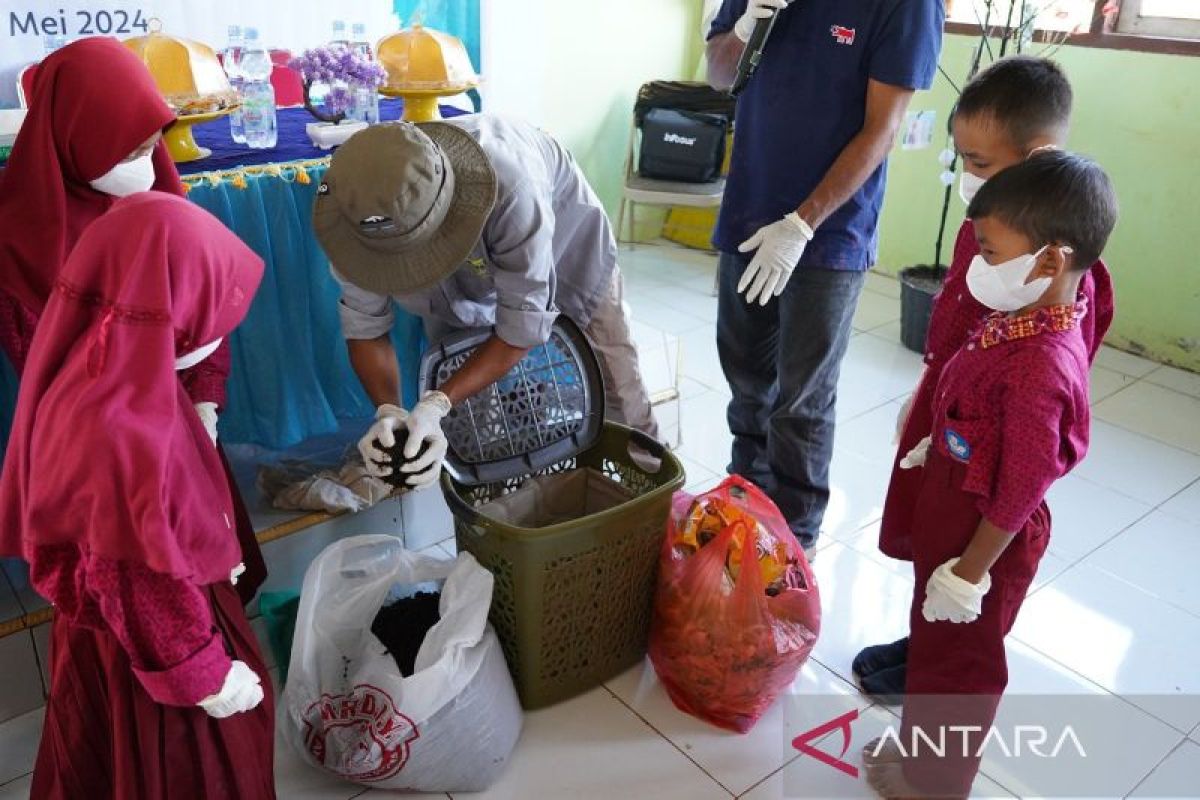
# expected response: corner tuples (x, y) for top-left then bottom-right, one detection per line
(878, 34), (1200, 371)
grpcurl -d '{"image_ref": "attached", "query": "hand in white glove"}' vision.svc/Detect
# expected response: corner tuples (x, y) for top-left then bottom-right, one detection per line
(198, 660), (264, 719)
(194, 402), (219, 444)
(899, 435), (932, 470)
(230, 562), (246, 586)
(737, 212), (814, 306)
(894, 395), (914, 445)
(358, 404), (409, 478)
(399, 391), (451, 490)
(922, 558), (992, 624)
(734, 0), (791, 42)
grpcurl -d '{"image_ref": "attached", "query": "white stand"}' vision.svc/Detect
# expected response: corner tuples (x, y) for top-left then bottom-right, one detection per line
(306, 120), (368, 150)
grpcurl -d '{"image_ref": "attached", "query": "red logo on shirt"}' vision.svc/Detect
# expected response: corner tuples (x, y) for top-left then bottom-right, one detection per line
(303, 684), (420, 781)
(831, 25), (857, 45)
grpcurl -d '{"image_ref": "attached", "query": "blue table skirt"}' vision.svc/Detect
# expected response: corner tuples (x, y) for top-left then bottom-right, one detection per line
(0, 100), (468, 451)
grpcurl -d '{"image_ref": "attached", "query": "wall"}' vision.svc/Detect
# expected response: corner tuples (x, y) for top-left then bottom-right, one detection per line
(481, 0), (700, 237)
(877, 34), (1200, 371)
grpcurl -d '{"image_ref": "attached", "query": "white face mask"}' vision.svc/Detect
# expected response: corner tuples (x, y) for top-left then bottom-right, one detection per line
(959, 170), (986, 205)
(89, 152), (155, 197)
(965, 248), (1056, 312)
(175, 338), (223, 371)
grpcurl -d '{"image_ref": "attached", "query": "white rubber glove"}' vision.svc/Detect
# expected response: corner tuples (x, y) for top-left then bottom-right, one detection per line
(894, 395), (914, 445)
(358, 404), (409, 478)
(198, 661), (264, 719)
(194, 402), (219, 444)
(734, 0), (790, 42)
(400, 391), (451, 490)
(737, 212), (814, 306)
(900, 436), (932, 470)
(922, 558), (992, 624)
(230, 562), (246, 586)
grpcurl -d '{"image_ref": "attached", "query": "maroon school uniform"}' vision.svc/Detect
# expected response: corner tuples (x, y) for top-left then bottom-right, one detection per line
(0, 195), (274, 799)
(879, 220), (1113, 560)
(899, 302), (1091, 796)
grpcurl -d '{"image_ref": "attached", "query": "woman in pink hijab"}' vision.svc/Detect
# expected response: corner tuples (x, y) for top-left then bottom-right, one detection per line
(0, 193), (274, 799)
(0, 36), (267, 602)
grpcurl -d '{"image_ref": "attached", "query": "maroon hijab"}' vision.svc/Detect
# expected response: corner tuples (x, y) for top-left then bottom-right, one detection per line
(0, 194), (263, 584)
(0, 36), (183, 316)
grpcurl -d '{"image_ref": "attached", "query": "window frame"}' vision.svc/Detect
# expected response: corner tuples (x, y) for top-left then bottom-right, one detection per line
(944, 0), (1200, 57)
(1114, 0), (1200, 38)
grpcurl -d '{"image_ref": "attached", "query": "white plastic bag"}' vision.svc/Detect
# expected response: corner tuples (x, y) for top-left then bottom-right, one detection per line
(283, 535), (522, 792)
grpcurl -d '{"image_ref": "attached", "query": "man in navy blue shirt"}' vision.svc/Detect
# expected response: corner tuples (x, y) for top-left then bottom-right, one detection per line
(708, 0), (944, 558)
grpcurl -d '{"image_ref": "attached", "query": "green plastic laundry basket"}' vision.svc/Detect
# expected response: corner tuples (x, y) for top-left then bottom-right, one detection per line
(423, 319), (685, 709)
(442, 423), (683, 709)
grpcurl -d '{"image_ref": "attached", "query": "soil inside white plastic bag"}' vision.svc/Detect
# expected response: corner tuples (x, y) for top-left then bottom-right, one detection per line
(476, 468), (635, 528)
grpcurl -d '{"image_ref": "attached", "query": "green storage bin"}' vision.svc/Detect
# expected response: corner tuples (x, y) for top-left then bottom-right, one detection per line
(442, 422), (684, 709)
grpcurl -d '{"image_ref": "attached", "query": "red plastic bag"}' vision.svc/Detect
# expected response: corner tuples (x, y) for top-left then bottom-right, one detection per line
(648, 476), (821, 733)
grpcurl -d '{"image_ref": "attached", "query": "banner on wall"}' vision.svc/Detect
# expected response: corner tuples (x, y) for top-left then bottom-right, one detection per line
(0, 0), (398, 108)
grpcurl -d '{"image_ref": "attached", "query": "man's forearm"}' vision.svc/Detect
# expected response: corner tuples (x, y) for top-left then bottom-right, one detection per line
(347, 335), (402, 408)
(706, 32), (745, 92)
(439, 335), (530, 406)
(796, 81), (915, 228)
(797, 124), (901, 229)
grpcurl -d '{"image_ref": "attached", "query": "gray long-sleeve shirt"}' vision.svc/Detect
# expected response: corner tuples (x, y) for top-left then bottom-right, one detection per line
(334, 114), (617, 349)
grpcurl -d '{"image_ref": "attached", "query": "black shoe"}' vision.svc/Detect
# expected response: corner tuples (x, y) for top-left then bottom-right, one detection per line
(851, 637), (909, 680)
(860, 664), (907, 706)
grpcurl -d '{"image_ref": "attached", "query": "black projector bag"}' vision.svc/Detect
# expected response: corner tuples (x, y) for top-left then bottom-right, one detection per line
(637, 107), (727, 184)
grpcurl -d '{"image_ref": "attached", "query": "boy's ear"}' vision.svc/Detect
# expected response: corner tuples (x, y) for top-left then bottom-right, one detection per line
(1033, 245), (1072, 279)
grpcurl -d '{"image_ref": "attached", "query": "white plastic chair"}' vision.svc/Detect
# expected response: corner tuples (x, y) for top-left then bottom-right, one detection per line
(15, 63), (38, 109)
(615, 118), (725, 248)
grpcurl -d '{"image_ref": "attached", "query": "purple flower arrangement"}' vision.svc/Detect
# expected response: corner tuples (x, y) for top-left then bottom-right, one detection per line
(289, 46), (387, 123)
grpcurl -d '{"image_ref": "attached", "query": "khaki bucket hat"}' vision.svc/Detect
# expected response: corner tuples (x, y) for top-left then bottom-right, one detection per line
(313, 121), (498, 295)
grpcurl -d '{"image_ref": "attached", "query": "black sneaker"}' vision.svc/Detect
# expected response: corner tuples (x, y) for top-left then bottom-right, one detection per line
(860, 664), (906, 706)
(851, 637), (909, 680)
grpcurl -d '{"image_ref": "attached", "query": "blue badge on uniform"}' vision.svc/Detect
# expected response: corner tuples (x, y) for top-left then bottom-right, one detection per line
(945, 429), (971, 463)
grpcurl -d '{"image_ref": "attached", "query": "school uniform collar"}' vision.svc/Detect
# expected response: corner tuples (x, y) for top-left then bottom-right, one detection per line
(977, 300), (1086, 350)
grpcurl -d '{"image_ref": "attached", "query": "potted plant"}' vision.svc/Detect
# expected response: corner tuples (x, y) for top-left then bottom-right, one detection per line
(289, 46), (388, 149)
(898, 0), (1082, 353)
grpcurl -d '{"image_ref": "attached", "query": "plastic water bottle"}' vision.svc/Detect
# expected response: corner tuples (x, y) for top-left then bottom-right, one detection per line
(349, 84), (380, 125)
(350, 23), (372, 59)
(240, 28), (277, 149)
(223, 25), (246, 144)
(330, 19), (350, 49)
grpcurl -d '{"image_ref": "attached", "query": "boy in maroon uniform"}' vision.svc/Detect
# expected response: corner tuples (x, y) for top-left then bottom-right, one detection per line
(862, 151), (1119, 798)
(854, 57), (1115, 699)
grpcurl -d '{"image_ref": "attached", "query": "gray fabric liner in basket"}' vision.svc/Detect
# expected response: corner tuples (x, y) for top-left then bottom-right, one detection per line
(419, 317), (606, 487)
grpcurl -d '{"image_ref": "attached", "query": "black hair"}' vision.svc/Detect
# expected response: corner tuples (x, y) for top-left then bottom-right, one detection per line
(954, 56), (1073, 150)
(968, 150), (1118, 270)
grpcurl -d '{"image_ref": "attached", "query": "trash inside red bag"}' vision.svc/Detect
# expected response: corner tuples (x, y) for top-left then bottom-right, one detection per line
(649, 476), (821, 734)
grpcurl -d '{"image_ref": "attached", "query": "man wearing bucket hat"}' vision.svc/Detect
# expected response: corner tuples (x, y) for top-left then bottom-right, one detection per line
(315, 117), (660, 485)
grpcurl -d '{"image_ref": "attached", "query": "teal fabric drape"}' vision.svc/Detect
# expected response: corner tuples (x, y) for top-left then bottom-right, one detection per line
(186, 165), (425, 448)
(394, 0), (482, 110)
(0, 352), (16, 455)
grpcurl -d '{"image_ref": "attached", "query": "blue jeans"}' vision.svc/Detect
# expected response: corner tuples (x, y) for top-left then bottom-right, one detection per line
(717, 252), (866, 549)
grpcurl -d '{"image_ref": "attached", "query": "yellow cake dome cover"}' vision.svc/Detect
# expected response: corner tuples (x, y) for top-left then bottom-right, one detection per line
(123, 24), (237, 116)
(376, 24), (479, 93)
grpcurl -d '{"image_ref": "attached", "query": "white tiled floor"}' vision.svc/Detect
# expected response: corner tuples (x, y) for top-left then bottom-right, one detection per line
(1, 244), (1199, 799)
